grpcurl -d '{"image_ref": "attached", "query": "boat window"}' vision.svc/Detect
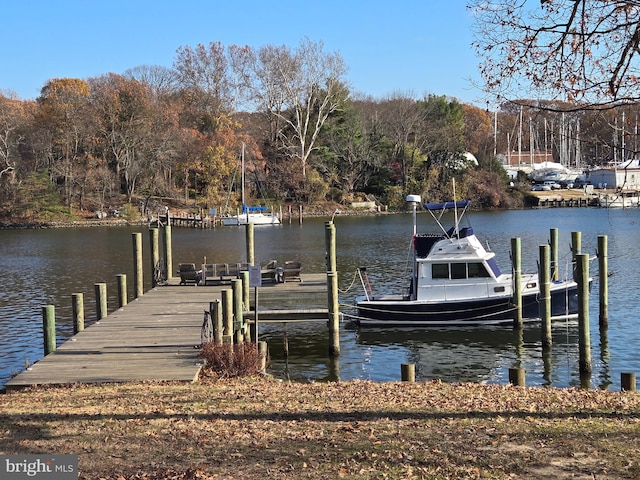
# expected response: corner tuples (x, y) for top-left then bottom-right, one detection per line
(451, 263), (466, 279)
(468, 262), (491, 278)
(432, 263), (449, 279)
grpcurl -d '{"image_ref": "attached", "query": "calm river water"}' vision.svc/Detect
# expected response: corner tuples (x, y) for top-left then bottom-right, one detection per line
(1, 207), (639, 390)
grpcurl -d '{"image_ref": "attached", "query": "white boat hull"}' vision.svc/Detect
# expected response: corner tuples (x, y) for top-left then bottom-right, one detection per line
(221, 213), (281, 226)
(597, 191), (640, 208)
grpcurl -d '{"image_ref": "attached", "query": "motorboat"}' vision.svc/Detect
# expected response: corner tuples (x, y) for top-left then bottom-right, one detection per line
(355, 194), (582, 326)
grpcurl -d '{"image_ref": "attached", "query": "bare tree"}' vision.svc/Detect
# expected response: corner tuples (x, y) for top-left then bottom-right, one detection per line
(378, 94), (424, 188)
(173, 42), (236, 120)
(470, 0), (640, 110)
(247, 38), (349, 178)
(0, 95), (23, 180)
(125, 65), (179, 98)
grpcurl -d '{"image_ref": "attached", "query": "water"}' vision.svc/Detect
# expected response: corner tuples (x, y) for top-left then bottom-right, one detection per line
(1, 207), (639, 390)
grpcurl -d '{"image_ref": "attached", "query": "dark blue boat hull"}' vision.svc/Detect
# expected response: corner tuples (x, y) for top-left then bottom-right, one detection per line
(356, 285), (580, 326)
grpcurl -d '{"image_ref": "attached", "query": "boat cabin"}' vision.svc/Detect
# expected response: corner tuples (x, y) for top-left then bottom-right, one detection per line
(411, 229), (514, 303)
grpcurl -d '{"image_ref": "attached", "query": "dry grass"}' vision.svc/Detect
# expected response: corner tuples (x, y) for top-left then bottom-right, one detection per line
(2, 378), (640, 479)
(199, 342), (265, 378)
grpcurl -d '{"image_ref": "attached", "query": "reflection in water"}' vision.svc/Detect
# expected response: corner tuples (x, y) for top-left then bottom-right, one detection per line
(352, 322), (582, 386)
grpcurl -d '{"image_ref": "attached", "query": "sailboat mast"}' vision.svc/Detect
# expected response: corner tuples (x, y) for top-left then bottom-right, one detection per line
(241, 143), (246, 213)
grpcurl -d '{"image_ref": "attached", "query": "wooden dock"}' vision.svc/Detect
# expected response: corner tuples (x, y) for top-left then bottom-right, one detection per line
(4, 273), (328, 392)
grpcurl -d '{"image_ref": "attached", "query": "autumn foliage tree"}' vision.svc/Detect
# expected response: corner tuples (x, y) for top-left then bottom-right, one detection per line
(2, 36), (578, 220)
(36, 78), (92, 209)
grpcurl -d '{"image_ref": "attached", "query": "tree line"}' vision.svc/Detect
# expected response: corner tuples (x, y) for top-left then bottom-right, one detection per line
(2, 37), (637, 221)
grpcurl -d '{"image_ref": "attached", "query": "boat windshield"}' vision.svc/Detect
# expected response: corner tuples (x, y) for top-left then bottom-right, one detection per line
(486, 258), (502, 277)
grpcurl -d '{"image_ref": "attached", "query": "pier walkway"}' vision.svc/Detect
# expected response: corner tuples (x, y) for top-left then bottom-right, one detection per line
(4, 273), (328, 392)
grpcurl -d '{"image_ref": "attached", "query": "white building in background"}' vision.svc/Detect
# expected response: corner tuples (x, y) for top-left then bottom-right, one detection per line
(587, 160), (640, 190)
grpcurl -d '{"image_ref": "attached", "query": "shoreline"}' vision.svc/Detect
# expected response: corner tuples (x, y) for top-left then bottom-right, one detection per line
(0, 189), (607, 230)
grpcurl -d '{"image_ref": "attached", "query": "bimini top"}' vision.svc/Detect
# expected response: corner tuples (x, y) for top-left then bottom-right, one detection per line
(424, 200), (471, 211)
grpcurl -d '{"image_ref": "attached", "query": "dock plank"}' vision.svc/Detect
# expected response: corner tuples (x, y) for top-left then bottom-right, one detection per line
(5, 273), (328, 391)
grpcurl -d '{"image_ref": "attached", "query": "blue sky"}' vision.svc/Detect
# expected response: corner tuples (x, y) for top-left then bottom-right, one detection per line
(1, 1), (483, 105)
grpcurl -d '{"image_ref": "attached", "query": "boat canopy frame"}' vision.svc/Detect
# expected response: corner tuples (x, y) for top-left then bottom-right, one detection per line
(423, 200), (471, 239)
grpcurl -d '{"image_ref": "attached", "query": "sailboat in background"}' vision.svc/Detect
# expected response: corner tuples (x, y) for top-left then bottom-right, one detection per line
(221, 144), (281, 226)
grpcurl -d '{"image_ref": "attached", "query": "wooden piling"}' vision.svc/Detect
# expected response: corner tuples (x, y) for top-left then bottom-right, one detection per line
(150, 227), (159, 288)
(571, 231), (582, 281)
(222, 289), (233, 337)
(117, 274), (127, 308)
(232, 279), (244, 343)
(132, 232), (143, 298)
(42, 305), (56, 356)
(299, 205), (303, 224)
(539, 244), (552, 348)
(549, 228), (559, 281)
(325, 221), (340, 356)
(245, 224), (255, 266)
(72, 293), (84, 334)
(241, 271), (250, 312)
(95, 283), (107, 320)
(509, 367), (526, 387)
(511, 238), (523, 328)
(258, 341), (268, 373)
(162, 223), (172, 283)
(598, 235), (608, 327)
(577, 253), (592, 375)
(401, 363), (415, 382)
(211, 299), (223, 344)
(621, 372), (636, 392)
(283, 323), (289, 358)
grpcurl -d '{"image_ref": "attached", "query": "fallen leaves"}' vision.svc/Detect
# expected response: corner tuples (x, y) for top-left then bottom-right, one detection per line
(1, 378), (640, 479)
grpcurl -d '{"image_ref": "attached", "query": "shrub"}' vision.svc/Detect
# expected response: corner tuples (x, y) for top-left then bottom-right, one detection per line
(199, 342), (266, 378)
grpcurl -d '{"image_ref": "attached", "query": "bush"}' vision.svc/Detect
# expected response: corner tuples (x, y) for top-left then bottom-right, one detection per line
(199, 342), (266, 378)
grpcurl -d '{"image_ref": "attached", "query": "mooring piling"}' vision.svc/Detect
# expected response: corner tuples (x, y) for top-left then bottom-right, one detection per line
(72, 293), (84, 334)
(132, 232), (143, 298)
(621, 372), (636, 392)
(511, 237), (523, 328)
(150, 227), (159, 288)
(245, 223), (255, 266)
(326, 220), (340, 356)
(42, 305), (56, 356)
(509, 367), (526, 387)
(117, 274), (127, 308)
(577, 253), (592, 374)
(598, 235), (609, 327)
(539, 244), (552, 348)
(549, 228), (559, 281)
(401, 363), (415, 382)
(95, 283), (107, 321)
